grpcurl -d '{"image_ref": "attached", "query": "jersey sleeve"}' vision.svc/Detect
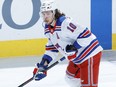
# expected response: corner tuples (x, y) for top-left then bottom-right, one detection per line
(42, 38), (59, 63)
(61, 18), (96, 49)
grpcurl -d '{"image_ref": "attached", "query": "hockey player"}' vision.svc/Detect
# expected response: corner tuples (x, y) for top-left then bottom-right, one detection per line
(33, 0), (103, 87)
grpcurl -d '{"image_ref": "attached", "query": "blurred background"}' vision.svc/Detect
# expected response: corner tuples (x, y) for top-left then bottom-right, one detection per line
(0, 0), (116, 87)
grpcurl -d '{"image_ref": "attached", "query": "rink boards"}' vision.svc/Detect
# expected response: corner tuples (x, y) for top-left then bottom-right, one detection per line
(0, 38), (47, 57)
(0, 35), (116, 57)
(0, 0), (116, 57)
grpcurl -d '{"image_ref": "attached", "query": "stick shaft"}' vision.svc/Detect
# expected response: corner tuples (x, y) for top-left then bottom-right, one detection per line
(18, 77), (33, 87)
(18, 57), (65, 87)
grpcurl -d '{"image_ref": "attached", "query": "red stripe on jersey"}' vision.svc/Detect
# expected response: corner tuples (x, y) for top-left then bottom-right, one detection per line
(78, 40), (99, 60)
(46, 47), (56, 50)
(80, 30), (91, 37)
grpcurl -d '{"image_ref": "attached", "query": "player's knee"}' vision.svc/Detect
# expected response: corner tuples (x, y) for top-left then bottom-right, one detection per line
(65, 74), (81, 87)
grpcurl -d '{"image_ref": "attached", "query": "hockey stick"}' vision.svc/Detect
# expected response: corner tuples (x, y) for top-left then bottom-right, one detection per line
(18, 57), (65, 87)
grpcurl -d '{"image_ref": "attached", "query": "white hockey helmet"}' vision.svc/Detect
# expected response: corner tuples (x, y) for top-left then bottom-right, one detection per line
(40, 0), (57, 12)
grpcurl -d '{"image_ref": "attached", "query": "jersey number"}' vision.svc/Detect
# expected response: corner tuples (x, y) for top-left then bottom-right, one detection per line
(67, 23), (77, 32)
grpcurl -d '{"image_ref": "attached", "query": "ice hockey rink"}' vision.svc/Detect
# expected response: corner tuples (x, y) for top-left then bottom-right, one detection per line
(0, 51), (116, 87)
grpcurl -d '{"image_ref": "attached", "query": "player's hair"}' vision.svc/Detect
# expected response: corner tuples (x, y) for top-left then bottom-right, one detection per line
(54, 9), (65, 20)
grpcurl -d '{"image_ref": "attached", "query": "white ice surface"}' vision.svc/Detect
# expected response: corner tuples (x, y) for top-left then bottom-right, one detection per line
(0, 61), (116, 87)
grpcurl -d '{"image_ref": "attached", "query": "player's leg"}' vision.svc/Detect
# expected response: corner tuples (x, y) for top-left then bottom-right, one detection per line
(80, 52), (102, 87)
(65, 61), (81, 87)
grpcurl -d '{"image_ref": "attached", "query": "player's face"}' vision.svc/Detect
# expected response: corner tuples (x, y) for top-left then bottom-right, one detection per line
(41, 11), (54, 25)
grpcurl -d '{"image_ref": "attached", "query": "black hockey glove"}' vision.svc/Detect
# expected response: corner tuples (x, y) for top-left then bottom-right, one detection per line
(66, 45), (77, 52)
(66, 45), (78, 60)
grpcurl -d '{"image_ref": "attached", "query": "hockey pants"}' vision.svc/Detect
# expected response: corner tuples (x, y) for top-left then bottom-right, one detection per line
(65, 52), (102, 87)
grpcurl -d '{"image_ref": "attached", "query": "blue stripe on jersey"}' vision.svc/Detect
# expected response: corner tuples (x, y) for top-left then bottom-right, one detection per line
(51, 50), (59, 52)
(73, 39), (100, 63)
(73, 28), (92, 49)
(46, 45), (54, 47)
(55, 29), (61, 31)
(46, 45), (59, 52)
(44, 31), (50, 34)
(44, 28), (50, 34)
(78, 28), (91, 38)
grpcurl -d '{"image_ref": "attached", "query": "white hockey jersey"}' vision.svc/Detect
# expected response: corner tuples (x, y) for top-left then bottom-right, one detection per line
(43, 16), (103, 64)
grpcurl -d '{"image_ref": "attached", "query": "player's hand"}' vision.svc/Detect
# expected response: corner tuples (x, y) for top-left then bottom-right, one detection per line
(33, 63), (47, 81)
(66, 45), (78, 60)
(66, 45), (77, 52)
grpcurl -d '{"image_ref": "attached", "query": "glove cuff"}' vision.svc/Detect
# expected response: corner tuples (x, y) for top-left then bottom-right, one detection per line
(42, 54), (53, 64)
(67, 51), (78, 60)
(33, 68), (38, 75)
